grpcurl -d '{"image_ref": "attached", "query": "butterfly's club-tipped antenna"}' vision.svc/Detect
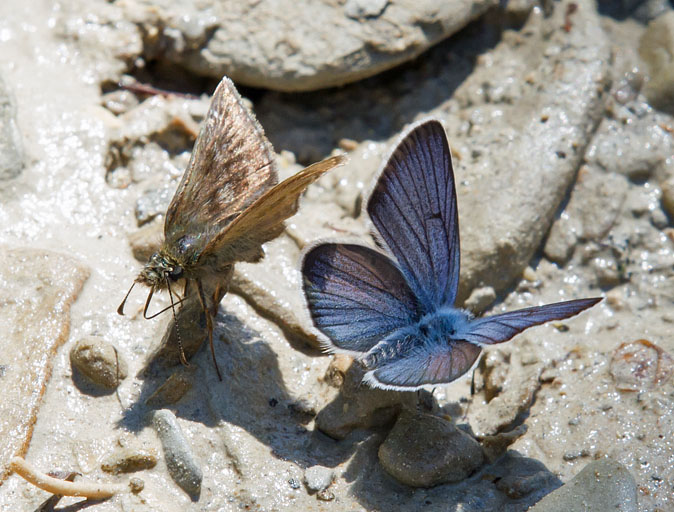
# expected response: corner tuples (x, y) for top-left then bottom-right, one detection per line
(117, 282), (136, 316)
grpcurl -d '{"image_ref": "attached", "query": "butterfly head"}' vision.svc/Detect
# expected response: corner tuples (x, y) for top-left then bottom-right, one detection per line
(136, 251), (184, 289)
(117, 250), (185, 317)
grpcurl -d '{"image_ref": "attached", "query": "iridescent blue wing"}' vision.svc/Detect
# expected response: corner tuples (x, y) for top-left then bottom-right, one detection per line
(362, 337), (482, 390)
(302, 243), (420, 353)
(455, 298), (602, 345)
(367, 120), (459, 312)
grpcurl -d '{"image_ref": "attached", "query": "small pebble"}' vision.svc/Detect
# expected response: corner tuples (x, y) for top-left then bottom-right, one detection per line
(129, 477), (145, 493)
(152, 409), (203, 498)
(128, 220), (163, 263)
(316, 489), (335, 501)
(288, 478), (301, 489)
(304, 465), (334, 493)
(463, 286), (496, 313)
(101, 446), (158, 474)
(70, 337), (127, 390)
(562, 449), (589, 461)
(610, 339), (674, 391)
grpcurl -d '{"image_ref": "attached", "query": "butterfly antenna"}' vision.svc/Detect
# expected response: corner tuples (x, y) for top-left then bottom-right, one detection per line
(142, 295), (189, 319)
(117, 282), (136, 315)
(165, 275), (190, 368)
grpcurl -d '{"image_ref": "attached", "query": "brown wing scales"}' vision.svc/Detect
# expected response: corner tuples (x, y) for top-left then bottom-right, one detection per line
(164, 76), (278, 249)
(201, 155), (346, 265)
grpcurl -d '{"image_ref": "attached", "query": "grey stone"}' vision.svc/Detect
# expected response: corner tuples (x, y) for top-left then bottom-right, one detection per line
(0, 75), (24, 180)
(463, 286), (496, 314)
(546, 166), (629, 254)
(344, 0), (388, 19)
(585, 116), (671, 181)
(632, 0), (672, 24)
(135, 184), (175, 225)
(70, 336), (128, 390)
(640, 11), (674, 114)
(152, 409), (203, 498)
(120, 0), (497, 91)
(303, 465), (334, 493)
(528, 459), (638, 512)
(315, 358), (416, 440)
(378, 411), (484, 487)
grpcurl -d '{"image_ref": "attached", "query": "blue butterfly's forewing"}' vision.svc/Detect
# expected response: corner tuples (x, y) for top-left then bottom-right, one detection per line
(302, 243), (420, 353)
(363, 336), (482, 390)
(367, 120), (460, 311)
(455, 298), (602, 345)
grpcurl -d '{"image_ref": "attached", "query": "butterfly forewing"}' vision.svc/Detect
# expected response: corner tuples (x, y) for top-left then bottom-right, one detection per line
(367, 120), (460, 312)
(164, 76), (278, 257)
(455, 298), (602, 345)
(302, 243), (420, 353)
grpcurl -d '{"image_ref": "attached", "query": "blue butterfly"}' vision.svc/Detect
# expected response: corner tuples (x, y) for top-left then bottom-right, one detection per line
(301, 119), (601, 391)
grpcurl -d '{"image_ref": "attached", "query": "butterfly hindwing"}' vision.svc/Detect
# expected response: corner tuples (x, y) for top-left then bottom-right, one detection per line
(204, 155), (345, 264)
(456, 298), (602, 345)
(302, 243), (420, 353)
(363, 337), (482, 390)
(367, 120), (460, 311)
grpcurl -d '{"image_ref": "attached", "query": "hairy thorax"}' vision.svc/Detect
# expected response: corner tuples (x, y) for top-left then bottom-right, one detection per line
(416, 307), (472, 343)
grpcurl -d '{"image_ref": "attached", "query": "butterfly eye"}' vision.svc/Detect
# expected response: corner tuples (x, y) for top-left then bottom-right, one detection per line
(169, 266), (184, 280)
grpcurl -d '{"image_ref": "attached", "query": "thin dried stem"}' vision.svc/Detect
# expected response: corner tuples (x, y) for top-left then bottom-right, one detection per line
(10, 456), (126, 499)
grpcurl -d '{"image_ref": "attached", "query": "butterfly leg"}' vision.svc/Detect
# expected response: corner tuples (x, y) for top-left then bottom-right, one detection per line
(196, 278), (223, 381)
(209, 265), (233, 344)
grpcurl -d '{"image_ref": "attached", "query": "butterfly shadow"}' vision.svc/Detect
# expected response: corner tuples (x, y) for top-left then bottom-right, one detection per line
(115, 302), (367, 468)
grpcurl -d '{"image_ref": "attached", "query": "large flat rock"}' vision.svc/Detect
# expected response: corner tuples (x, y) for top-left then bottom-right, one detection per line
(0, 248), (89, 484)
(118, 0), (498, 91)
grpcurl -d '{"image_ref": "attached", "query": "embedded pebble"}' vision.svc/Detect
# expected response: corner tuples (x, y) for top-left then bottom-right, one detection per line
(463, 286), (496, 313)
(378, 411), (484, 487)
(304, 465), (334, 493)
(70, 336), (128, 390)
(128, 220), (163, 263)
(528, 459), (637, 512)
(609, 339), (674, 391)
(639, 11), (674, 114)
(152, 409), (203, 498)
(135, 186), (175, 226)
(129, 477), (145, 493)
(316, 489), (335, 501)
(101, 446), (158, 474)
